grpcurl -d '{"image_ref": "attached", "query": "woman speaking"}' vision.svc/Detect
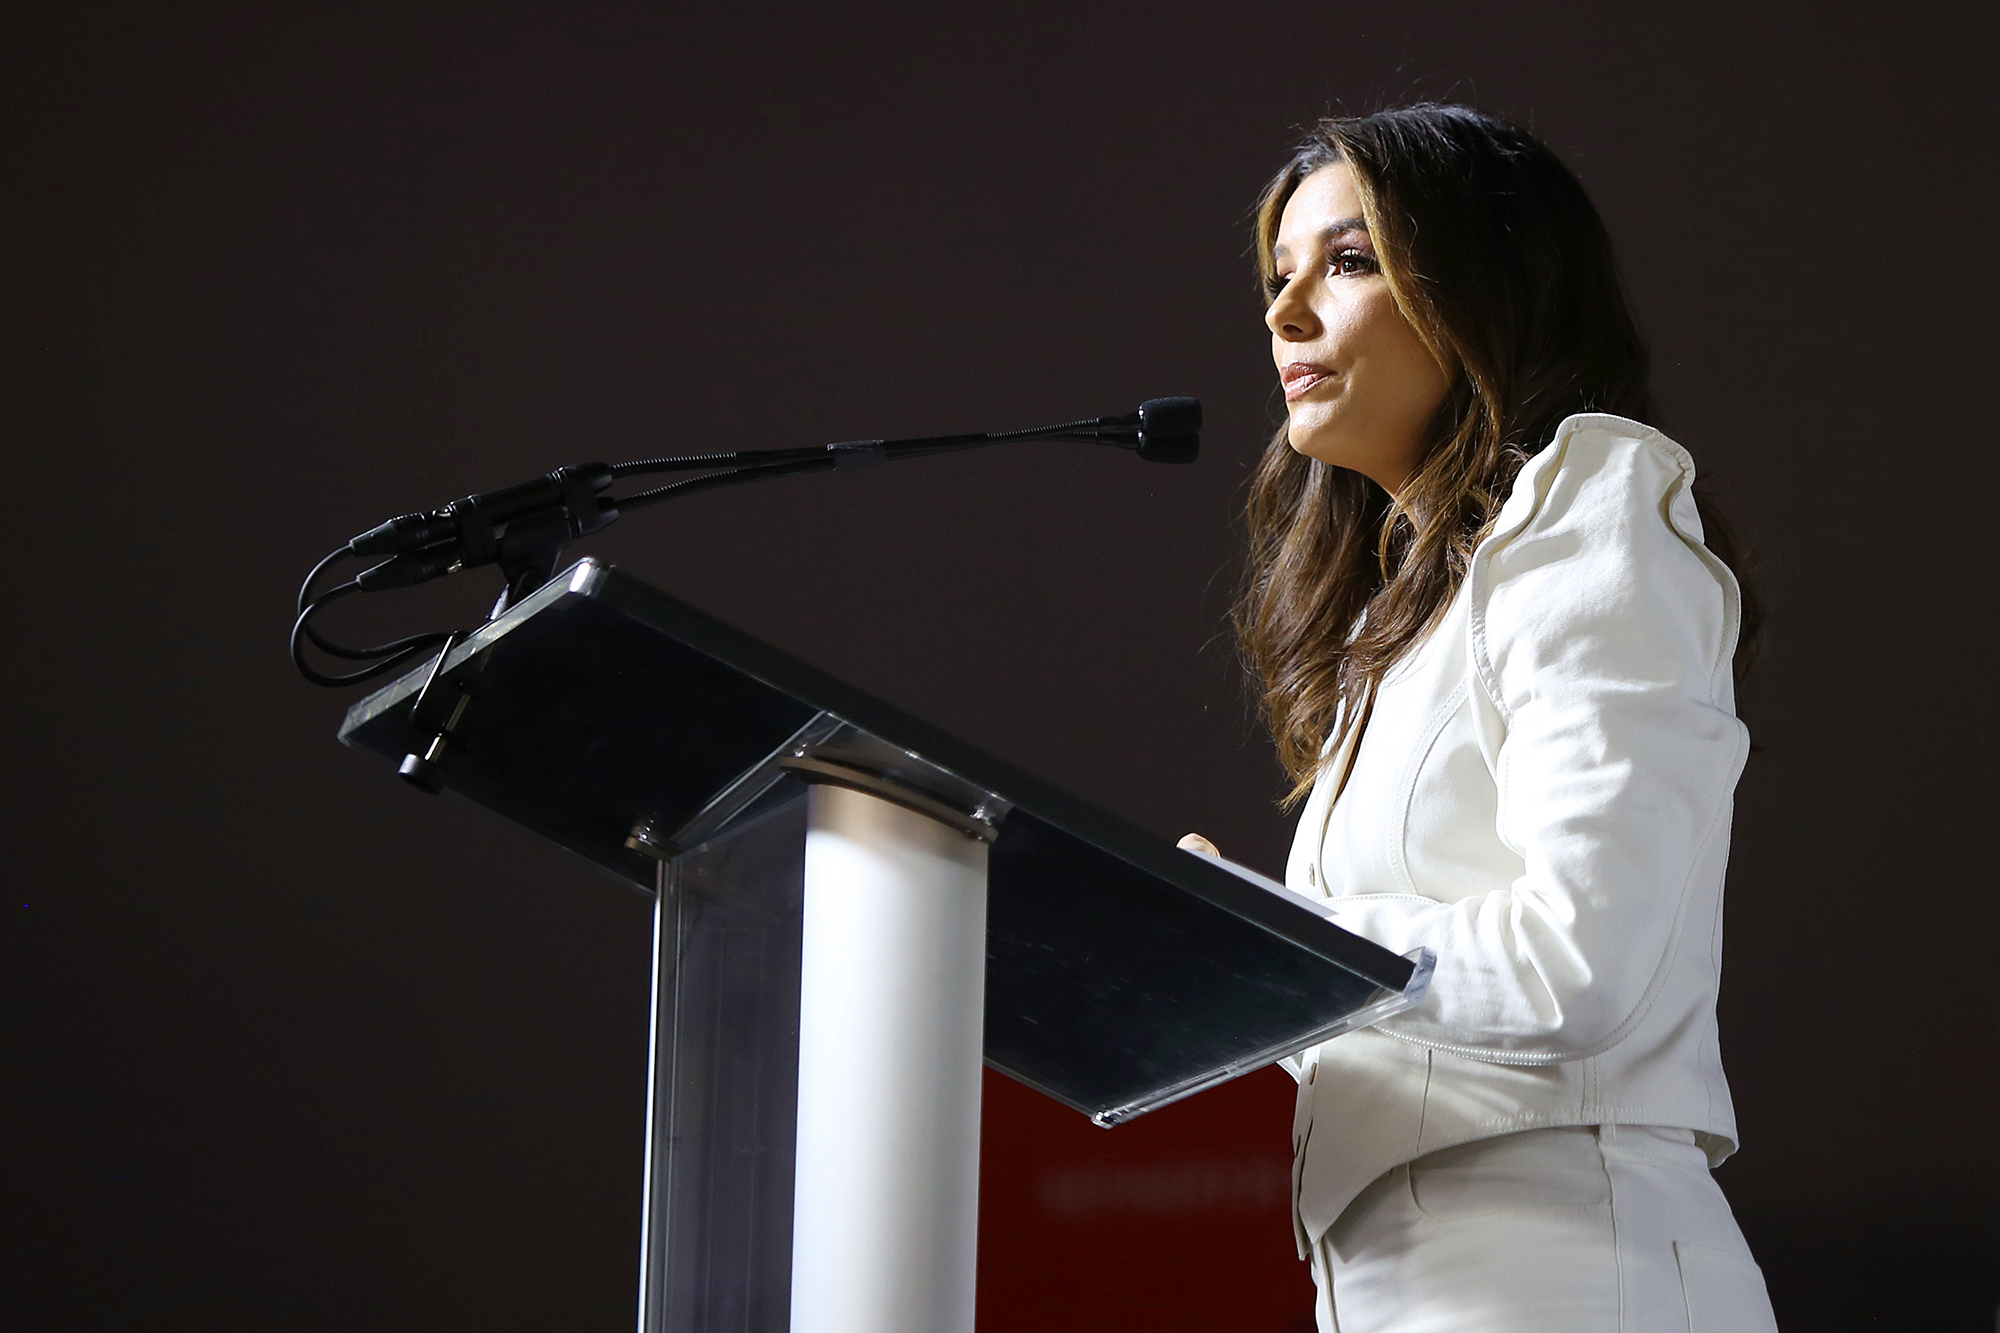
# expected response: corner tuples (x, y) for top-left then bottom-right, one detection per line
(1184, 105), (1781, 1332)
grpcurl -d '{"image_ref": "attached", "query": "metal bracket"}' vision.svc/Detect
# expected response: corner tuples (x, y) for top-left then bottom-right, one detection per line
(619, 712), (1013, 876)
(778, 754), (1000, 843)
(398, 632), (471, 794)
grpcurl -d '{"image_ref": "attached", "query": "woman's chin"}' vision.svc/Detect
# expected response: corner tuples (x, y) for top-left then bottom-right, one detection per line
(1285, 423), (1354, 468)
(1286, 416), (1413, 491)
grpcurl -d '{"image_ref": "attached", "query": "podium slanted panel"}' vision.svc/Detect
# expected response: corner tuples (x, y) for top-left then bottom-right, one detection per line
(339, 558), (1422, 1126)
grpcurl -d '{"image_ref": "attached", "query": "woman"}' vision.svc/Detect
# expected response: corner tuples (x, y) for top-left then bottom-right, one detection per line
(1184, 106), (1780, 1331)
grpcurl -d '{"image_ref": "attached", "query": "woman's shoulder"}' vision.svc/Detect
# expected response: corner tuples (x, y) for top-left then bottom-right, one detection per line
(1469, 413), (1741, 707)
(1487, 412), (1706, 553)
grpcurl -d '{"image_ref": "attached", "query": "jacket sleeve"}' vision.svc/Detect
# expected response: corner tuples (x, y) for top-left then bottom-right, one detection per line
(1321, 422), (1749, 1064)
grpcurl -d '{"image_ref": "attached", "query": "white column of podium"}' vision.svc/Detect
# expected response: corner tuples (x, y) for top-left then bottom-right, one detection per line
(789, 782), (989, 1333)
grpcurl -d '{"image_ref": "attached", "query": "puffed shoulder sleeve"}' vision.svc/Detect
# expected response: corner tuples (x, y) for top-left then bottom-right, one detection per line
(1328, 416), (1749, 1063)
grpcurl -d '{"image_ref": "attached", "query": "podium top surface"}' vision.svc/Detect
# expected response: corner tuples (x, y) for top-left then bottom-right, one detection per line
(339, 559), (1419, 1123)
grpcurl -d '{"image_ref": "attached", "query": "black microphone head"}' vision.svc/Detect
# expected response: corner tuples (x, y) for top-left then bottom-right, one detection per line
(1136, 397), (1201, 464)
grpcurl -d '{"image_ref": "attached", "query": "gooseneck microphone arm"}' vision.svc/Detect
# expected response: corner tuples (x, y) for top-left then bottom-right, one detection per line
(291, 397), (1200, 688)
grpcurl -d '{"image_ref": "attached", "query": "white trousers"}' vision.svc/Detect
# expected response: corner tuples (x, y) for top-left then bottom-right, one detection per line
(1309, 1125), (1778, 1333)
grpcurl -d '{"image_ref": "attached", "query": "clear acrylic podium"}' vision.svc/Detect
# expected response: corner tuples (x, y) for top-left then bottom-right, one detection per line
(338, 558), (1432, 1333)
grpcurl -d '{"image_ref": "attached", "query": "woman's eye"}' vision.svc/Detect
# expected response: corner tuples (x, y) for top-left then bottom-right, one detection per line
(1266, 273), (1295, 300)
(1329, 249), (1379, 277)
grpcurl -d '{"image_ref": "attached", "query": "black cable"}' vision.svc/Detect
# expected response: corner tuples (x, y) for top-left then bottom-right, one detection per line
(290, 581), (452, 687)
(305, 620), (458, 662)
(606, 416), (1133, 483)
(610, 424), (1135, 513)
(298, 547), (457, 660)
(983, 415), (1121, 442)
(298, 546), (355, 613)
(610, 449), (788, 478)
(616, 454), (842, 511)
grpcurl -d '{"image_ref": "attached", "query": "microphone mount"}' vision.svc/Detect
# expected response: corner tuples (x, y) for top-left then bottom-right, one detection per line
(292, 397), (1201, 689)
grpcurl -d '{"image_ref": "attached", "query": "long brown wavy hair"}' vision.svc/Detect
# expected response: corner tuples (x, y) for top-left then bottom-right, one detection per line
(1234, 105), (1760, 805)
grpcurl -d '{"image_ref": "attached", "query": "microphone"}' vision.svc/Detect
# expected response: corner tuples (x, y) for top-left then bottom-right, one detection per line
(295, 398), (1202, 687)
(1131, 396), (1201, 464)
(343, 398), (1201, 586)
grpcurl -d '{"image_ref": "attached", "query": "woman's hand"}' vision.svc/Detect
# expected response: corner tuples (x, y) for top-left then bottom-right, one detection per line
(1177, 833), (1221, 857)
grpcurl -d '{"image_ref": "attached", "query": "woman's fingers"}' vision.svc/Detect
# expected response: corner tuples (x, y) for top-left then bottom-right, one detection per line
(1177, 833), (1221, 857)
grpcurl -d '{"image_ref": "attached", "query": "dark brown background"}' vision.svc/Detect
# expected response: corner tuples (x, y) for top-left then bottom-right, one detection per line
(7, 3), (1996, 1329)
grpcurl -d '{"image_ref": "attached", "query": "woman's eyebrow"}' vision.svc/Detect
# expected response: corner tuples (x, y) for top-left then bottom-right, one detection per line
(1273, 218), (1369, 264)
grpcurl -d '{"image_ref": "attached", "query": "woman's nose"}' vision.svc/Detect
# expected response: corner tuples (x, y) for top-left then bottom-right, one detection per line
(1265, 282), (1318, 341)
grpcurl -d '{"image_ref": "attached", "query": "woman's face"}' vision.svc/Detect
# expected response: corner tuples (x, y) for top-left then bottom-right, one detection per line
(1266, 163), (1449, 497)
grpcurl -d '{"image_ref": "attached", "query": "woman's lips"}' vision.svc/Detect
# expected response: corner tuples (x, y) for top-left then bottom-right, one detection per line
(1281, 362), (1333, 402)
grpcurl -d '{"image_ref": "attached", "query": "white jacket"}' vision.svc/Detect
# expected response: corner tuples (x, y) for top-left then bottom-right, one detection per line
(1282, 414), (1749, 1254)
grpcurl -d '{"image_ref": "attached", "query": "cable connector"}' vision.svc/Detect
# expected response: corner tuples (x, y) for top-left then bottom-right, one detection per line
(355, 547), (460, 593)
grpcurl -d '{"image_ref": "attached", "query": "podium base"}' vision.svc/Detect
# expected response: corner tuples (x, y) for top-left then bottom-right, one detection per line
(634, 778), (989, 1333)
(790, 782), (988, 1333)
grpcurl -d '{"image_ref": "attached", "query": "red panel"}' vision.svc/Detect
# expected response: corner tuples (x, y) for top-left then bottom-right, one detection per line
(977, 1065), (1317, 1333)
